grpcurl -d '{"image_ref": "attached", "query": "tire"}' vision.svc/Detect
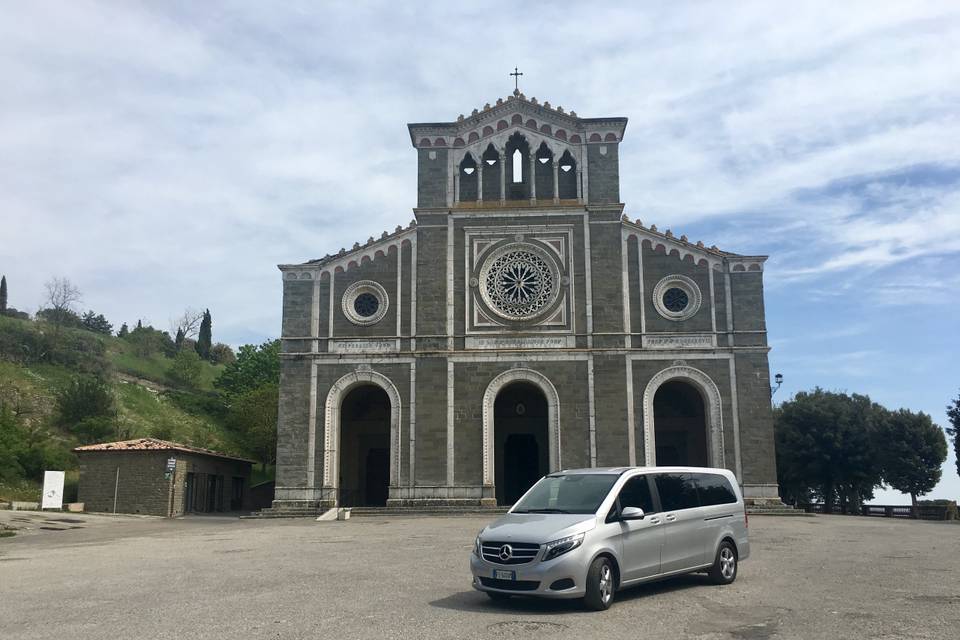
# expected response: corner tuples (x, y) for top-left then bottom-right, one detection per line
(486, 591), (511, 601)
(708, 540), (738, 585)
(583, 557), (615, 611)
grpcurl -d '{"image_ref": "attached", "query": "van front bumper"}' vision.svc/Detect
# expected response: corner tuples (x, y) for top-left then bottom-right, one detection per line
(469, 548), (589, 599)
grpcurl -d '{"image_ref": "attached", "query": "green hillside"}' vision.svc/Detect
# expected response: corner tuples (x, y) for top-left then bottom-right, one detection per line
(0, 314), (257, 503)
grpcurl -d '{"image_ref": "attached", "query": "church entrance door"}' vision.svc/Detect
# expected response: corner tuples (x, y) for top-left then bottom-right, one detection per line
(338, 384), (391, 507)
(653, 380), (708, 467)
(494, 382), (549, 505)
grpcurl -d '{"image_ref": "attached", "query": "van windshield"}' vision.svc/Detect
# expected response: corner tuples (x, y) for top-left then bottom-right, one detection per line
(511, 474), (619, 514)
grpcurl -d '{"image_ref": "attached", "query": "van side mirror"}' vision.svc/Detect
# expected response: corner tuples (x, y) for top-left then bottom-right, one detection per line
(620, 506), (645, 520)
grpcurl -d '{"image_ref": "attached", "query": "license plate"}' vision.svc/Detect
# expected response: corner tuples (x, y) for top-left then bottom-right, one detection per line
(493, 569), (516, 581)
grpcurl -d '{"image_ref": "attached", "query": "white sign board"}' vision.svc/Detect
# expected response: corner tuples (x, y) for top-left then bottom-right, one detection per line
(41, 470), (65, 510)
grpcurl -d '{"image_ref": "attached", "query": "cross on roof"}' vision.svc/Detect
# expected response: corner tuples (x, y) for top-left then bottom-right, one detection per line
(510, 67), (523, 91)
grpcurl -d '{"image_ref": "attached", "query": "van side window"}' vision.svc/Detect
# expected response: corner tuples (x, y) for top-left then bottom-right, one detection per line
(654, 473), (699, 511)
(694, 473), (738, 506)
(618, 476), (655, 514)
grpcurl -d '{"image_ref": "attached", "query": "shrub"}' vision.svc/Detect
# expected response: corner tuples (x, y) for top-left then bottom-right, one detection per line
(57, 376), (116, 428)
(167, 349), (202, 389)
(209, 343), (236, 365)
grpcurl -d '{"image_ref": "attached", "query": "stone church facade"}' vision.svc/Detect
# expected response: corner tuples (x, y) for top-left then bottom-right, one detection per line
(274, 90), (780, 510)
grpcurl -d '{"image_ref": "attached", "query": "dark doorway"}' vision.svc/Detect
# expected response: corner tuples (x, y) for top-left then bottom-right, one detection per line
(339, 385), (391, 507)
(494, 382), (549, 505)
(653, 381), (708, 466)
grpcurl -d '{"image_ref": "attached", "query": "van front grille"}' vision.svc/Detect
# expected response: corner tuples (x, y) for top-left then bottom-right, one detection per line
(480, 541), (540, 565)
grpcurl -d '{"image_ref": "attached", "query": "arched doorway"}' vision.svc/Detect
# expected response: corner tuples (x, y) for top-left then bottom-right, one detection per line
(653, 381), (708, 467)
(338, 385), (390, 506)
(494, 382), (548, 505)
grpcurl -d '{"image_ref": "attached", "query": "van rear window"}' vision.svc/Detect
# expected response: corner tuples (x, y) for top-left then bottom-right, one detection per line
(694, 473), (738, 506)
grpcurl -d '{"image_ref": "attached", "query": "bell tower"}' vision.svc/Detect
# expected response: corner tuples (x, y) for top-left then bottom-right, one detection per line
(408, 89), (627, 209)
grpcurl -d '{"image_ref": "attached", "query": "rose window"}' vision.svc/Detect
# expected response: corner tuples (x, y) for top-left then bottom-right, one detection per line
(479, 244), (559, 321)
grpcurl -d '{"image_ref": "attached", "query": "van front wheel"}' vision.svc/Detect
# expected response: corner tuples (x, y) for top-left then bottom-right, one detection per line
(708, 541), (738, 585)
(583, 557), (615, 611)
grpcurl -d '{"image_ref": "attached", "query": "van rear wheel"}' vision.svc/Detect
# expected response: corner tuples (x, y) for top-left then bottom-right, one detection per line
(583, 557), (615, 611)
(708, 541), (738, 585)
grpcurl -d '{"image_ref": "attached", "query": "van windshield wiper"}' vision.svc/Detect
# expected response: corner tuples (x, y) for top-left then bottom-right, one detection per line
(518, 508), (571, 514)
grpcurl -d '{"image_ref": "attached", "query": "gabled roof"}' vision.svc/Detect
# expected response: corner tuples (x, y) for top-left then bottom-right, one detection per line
(408, 88), (628, 148)
(73, 437), (255, 464)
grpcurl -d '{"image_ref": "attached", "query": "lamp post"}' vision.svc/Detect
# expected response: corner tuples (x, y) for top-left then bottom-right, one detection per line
(771, 373), (783, 398)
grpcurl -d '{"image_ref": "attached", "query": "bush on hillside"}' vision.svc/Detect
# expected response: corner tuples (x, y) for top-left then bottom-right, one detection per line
(73, 416), (116, 444)
(0, 316), (108, 373)
(56, 375), (116, 428)
(167, 349), (202, 389)
(209, 343), (236, 365)
(125, 325), (176, 357)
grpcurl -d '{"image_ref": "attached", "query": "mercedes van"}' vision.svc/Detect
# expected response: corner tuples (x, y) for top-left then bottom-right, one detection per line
(470, 466), (749, 610)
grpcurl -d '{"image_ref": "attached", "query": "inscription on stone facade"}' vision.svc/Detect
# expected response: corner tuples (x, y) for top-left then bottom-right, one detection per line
(465, 335), (576, 350)
(642, 334), (715, 349)
(329, 339), (399, 354)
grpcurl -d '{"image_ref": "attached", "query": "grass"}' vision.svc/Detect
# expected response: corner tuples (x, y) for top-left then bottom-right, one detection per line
(106, 340), (224, 391)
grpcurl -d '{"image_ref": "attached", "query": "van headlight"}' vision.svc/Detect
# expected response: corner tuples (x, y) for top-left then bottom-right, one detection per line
(543, 533), (585, 561)
(473, 534), (482, 557)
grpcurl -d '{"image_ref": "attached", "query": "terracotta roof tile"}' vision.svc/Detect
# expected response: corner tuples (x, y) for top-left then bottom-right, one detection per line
(73, 438), (255, 463)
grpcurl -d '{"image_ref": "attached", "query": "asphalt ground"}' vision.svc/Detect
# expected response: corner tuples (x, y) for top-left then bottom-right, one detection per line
(1, 510), (958, 640)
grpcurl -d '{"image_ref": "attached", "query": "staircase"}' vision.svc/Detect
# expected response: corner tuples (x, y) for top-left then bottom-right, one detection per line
(745, 501), (809, 516)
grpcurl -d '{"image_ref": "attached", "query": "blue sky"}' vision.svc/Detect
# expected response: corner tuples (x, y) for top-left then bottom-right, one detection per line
(1, 2), (958, 502)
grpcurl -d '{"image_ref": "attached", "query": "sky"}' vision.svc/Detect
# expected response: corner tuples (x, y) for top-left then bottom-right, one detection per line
(1, 1), (958, 502)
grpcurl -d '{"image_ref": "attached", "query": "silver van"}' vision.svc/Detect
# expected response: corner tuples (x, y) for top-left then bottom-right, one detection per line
(470, 466), (749, 610)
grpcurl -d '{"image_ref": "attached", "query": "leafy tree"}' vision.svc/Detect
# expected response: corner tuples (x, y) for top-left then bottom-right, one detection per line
(214, 340), (280, 396)
(117, 323), (129, 338)
(878, 409), (947, 511)
(81, 310), (113, 335)
(209, 343), (236, 365)
(36, 307), (83, 329)
(126, 324), (176, 357)
(227, 383), (279, 470)
(775, 388), (884, 512)
(0, 275), (7, 313)
(42, 277), (82, 334)
(56, 375), (116, 429)
(947, 391), (960, 479)
(195, 309), (212, 360)
(167, 349), (203, 389)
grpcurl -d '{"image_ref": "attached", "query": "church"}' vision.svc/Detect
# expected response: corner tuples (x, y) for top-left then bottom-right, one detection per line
(272, 87), (780, 511)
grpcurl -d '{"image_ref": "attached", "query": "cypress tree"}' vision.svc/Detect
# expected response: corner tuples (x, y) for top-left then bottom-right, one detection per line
(175, 327), (185, 349)
(196, 309), (212, 360)
(0, 275), (6, 313)
(118, 323), (129, 338)
(136, 319), (142, 330)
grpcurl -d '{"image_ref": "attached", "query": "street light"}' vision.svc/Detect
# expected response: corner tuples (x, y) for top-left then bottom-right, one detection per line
(771, 373), (783, 397)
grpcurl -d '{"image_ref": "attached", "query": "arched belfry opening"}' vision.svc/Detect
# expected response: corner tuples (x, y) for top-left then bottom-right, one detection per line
(557, 150), (578, 199)
(459, 153), (478, 201)
(653, 381), (708, 467)
(504, 132), (531, 200)
(534, 142), (554, 200)
(494, 382), (549, 505)
(481, 144), (500, 202)
(338, 385), (391, 507)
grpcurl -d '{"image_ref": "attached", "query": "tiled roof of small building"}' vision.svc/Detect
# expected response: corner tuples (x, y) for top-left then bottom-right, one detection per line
(73, 438), (255, 463)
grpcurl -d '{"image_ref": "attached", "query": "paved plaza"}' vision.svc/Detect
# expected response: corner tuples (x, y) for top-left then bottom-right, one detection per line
(1, 511), (958, 639)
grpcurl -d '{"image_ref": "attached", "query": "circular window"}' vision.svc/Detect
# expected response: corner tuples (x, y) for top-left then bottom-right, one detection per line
(652, 275), (701, 321)
(342, 280), (389, 326)
(478, 243), (561, 321)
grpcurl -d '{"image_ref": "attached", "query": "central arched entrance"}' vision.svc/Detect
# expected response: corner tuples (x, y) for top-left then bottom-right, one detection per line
(494, 382), (549, 505)
(338, 385), (391, 507)
(653, 380), (708, 467)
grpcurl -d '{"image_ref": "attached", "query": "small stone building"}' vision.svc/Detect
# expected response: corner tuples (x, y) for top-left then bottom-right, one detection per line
(75, 438), (254, 517)
(274, 88), (781, 512)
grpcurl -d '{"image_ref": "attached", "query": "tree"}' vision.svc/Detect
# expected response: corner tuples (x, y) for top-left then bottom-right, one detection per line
(81, 310), (113, 335)
(174, 327), (185, 349)
(0, 275), (7, 313)
(195, 309), (212, 360)
(214, 340), (280, 396)
(117, 323), (129, 338)
(171, 308), (203, 343)
(209, 343), (236, 365)
(126, 323), (176, 357)
(136, 319), (142, 330)
(167, 349), (203, 389)
(56, 376), (116, 436)
(775, 389), (884, 512)
(227, 383), (279, 471)
(43, 277), (82, 332)
(947, 392), (960, 479)
(879, 409), (947, 512)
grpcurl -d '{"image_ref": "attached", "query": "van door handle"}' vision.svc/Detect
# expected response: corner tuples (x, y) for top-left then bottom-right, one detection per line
(664, 514), (677, 522)
(648, 517), (661, 525)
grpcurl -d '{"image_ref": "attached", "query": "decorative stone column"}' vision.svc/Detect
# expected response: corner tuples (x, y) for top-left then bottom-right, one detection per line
(499, 151), (506, 203)
(477, 160), (483, 203)
(552, 160), (560, 203)
(529, 154), (537, 203)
